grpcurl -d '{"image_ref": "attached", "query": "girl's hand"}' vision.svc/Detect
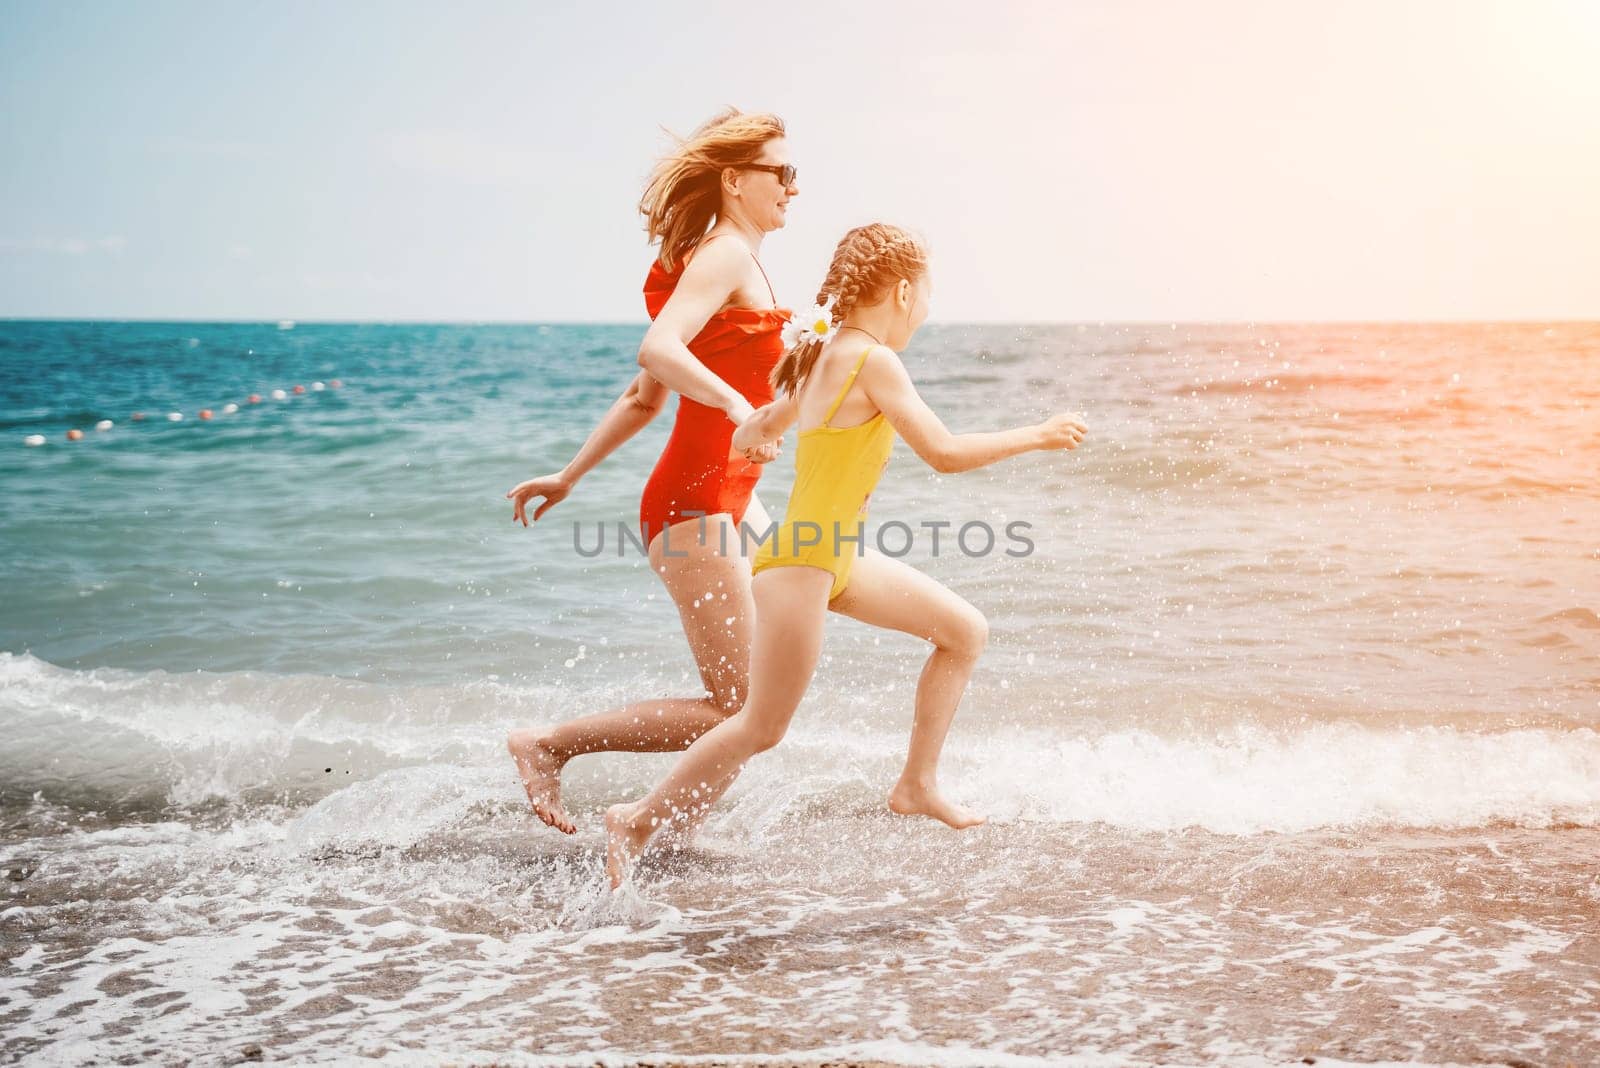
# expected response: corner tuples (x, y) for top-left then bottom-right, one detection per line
(507, 472), (574, 526)
(730, 418), (764, 454)
(741, 437), (782, 464)
(731, 394), (797, 457)
(1038, 413), (1088, 451)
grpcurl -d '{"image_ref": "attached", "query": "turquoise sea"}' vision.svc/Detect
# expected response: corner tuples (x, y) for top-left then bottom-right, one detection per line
(1, 319), (1597, 1065)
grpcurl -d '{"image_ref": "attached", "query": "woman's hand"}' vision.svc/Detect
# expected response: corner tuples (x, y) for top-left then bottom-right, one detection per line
(731, 417), (763, 454)
(507, 471), (574, 526)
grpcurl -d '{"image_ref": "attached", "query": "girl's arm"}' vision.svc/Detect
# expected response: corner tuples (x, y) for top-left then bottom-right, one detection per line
(859, 346), (1086, 473)
(731, 392), (799, 454)
(506, 370), (670, 525)
(637, 238), (763, 426)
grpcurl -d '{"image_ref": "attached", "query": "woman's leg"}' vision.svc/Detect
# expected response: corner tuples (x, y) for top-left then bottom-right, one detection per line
(508, 500), (770, 834)
(604, 565), (834, 887)
(828, 551), (989, 829)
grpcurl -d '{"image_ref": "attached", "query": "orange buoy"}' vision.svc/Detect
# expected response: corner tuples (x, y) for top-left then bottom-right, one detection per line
(329, 379), (342, 389)
(131, 412), (146, 422)
(66, 429), (84, 441)
(248, 394), (261, 404)
(292, 384), (306, 394)
(199, 409), (214, 421)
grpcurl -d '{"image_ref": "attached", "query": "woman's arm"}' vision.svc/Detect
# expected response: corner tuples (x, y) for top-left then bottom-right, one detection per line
(506, 370), (669, 525)
(562, 370), (670, 482)
(859, 347), (1086, 473)
(731, 392), (799, 453)
(637, 238), (763, 426)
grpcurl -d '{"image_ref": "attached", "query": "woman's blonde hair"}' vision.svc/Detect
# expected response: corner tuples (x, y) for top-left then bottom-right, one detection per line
(770, 222), (929, 397)
(640, 107), (787, 273)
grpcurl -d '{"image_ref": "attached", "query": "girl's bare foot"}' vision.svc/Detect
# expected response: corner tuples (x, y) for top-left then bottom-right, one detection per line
(507, 729), (575, 834)
(604, 804), (652, 889)
(887, 780), (987, 830)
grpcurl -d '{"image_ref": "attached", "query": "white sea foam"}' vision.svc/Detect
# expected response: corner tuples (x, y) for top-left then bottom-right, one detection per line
(3, 652), (1598, 835)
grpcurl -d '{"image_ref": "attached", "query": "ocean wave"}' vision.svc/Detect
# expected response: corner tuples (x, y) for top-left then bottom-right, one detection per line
(1537, 607), (1600, 630)
(1176, 372), (1396, 396)
(0, 652), (553, 809)
(3, 653), (1596, 835)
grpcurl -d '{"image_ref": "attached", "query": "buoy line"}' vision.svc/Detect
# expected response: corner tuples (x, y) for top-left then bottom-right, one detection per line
(21, 379), (343, 447)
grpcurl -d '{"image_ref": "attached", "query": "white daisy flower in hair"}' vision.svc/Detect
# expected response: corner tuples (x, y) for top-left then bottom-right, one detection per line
(783, 295), (838, 348)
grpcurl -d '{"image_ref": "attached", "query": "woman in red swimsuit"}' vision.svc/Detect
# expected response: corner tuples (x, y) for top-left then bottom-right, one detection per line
(504, 108), (798, 833)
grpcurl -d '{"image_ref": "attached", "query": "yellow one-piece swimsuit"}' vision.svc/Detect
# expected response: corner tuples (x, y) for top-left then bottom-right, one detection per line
(752, 345), (896, 600)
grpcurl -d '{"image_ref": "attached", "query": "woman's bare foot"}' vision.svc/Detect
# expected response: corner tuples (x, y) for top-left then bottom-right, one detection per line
(507, 729), (575, 834)
(887, 780), (987, 830)
(604, 804), (652, 889)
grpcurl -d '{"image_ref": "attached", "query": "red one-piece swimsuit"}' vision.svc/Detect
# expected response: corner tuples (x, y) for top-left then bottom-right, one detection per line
(638, 245), (792, 548)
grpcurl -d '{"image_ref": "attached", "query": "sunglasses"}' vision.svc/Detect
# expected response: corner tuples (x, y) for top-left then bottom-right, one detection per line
(741, 163), (798, 186)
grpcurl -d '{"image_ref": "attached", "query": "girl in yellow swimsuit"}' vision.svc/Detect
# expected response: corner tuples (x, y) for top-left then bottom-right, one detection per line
(748, 339), (896, 601)
(605, 223), (1088, 886)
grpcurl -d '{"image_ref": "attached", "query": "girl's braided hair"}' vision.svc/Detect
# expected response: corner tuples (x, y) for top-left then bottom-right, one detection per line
(771, 222), (928, 396)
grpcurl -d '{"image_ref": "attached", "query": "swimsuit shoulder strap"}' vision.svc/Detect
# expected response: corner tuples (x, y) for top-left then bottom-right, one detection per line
(749, 250), (777, 307)
(820, 345), (876, 428)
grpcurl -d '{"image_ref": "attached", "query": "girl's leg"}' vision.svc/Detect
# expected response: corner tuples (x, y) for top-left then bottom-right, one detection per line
(508, 503), (768, 834)
(604, 565), (833, 887)
(828, 551), (989, 829)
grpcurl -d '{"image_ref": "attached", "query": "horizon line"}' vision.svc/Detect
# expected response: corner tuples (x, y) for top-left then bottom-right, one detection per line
(4, 316), (1598, 327)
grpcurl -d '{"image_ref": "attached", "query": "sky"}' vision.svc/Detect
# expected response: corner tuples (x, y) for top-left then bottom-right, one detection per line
(1, 0), (1597, 322)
